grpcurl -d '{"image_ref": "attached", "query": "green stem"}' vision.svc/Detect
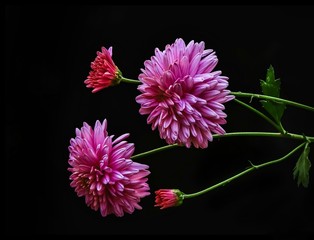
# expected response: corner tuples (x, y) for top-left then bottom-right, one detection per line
(131, 132), (314, 160)
(215, 132), (314, 142)
(120, 77), (141, 84)
(277, 121), (286, 134)
(231, 91), (314, 112)
(183, 142), (306, 199)
(131, 143), (179, 159)
(233, 98), (284, 133)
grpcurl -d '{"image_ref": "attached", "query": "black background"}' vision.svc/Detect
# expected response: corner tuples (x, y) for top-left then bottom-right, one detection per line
(5, 5), (314, 236)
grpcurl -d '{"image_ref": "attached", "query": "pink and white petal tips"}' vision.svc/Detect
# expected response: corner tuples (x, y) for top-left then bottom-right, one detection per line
(68, 119), (150, 217)
(136, 38), (234, 148)
(84, 46), (122, 93)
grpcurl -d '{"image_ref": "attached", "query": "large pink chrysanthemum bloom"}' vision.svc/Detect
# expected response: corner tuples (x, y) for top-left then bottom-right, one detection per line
(84, 46), (122, 93)
(136, 38), (234, 148)
(68, 119), (150, 217)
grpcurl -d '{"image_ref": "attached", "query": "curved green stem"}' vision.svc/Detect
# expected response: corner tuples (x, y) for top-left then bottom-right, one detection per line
(231, 91), (314, 112)
(233, 98), (285, 133)
(120, 77), (141, 84)
(278, 121), (286, 134)
(131, 143), (179, 159)
(214, 132), (314, 141)
(183, 142), (306, 199)
(131, 132), (314, 160)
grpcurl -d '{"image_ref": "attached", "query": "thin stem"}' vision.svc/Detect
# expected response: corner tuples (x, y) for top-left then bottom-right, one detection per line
(120, 77), (141, 84)
(131, 132), (314, 160)
(231, 91), (314, 112)
(214, 132), (314, 142)
(278, 121), (286, 134)
(131, 143), (179, 160)
(183, 142), (306, 199)
(233, 98), (284, 133)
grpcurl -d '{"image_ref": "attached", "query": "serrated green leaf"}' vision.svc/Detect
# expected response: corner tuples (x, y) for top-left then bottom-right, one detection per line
(293, 144), (311, 188)
(260, 66), (280, 97)
(260, 65), (286, 122)
(260, 100), (286, 123)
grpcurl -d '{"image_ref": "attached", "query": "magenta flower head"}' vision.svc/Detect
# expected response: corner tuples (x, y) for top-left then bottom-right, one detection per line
(68, 119), (150, 217)
(84, 46), (122, 93)
(136, 38), (234, 148)
(155, 189), (184, 209)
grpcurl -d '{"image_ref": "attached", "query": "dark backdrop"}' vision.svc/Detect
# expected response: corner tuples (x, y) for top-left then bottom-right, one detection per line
(5, 5), (314, 236)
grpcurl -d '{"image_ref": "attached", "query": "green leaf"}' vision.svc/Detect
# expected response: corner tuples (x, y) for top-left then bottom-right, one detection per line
(260, 65), (286, 122)
(293, 144), (311, 188)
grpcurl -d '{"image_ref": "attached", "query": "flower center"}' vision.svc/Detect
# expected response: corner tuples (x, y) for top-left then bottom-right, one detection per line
(80, 177), (90, 190)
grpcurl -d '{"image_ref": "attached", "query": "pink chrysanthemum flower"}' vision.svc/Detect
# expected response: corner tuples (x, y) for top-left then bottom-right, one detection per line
(136, 38), (234, 148)
(84, 46), (122, 93)
(68, 119), (150, 217)
(155, 189), (184, 209)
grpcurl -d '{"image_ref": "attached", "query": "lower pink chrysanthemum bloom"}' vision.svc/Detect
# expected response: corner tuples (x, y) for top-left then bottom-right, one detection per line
(136, 38), (234, 148)
(68, 119), (150, 217)
(84, 46), (122, 93)
(155, 189), (184, 209)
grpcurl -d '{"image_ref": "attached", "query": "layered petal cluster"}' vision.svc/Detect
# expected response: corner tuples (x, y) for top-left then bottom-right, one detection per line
(84, 46), (122, 93)
(68, 119), (150, 217)
(155, 189), (184, 209)
(136, 38), (234, 148)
